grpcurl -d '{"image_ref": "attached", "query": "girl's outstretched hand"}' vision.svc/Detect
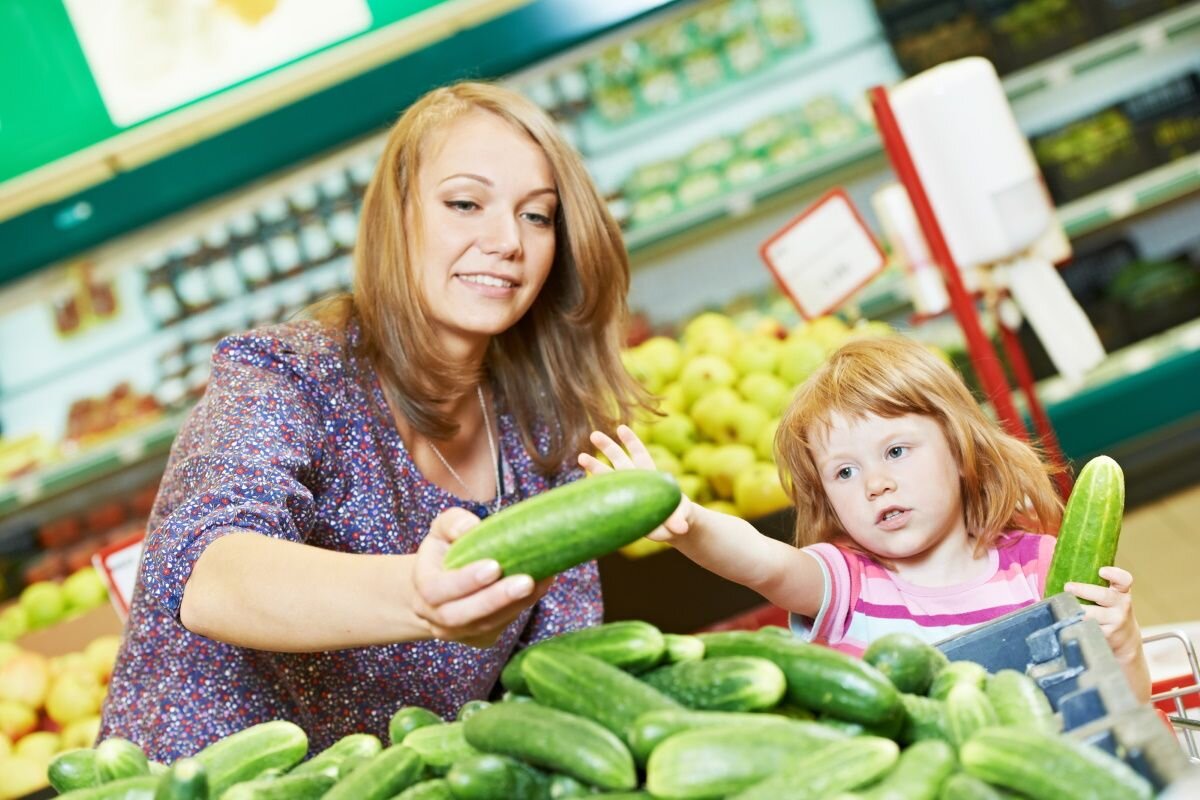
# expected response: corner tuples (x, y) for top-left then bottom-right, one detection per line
(1066, 566), (1151, 702)
(578, 424), (693, 542)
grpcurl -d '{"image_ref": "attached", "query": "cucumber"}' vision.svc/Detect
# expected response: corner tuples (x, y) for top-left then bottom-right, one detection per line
(547, 774), (592, 797)
(442, 470), (681, 580)
(53, 776), (159, 799)
(292, 733), (383, 779)
(402, 722), (480, 774)
(462, 700), (636, 791)
(521, 648), (679, 743)
(698, 630), (901, 725)
(939, 773), (1012, 800)
(646, 723), (847, 798)
(49, 748), (100, 793)
(858, 739), (956, 800)
(731, 736), (900, 800)
(153, 758), (207, 800)
(626, 709), (837, 766)
(899, 694), (952, 745)
(929, 661), (988, 701)
(193, 720), (308, 796)
(445, 753), (550, 800)
(961, 726), (1152, 800)
(456, 700), (491, 722)
(864, 632), (943, 695)
(501, 620), (666, 693)
(396, 779), (455, 799)
(95, 737), (151, 783)
(663, 633), (705, 663)
(947, 684), (999, 748)
(219, 773), (335, 800)
(390, 706), (445, 744)
(985, 670), (1058, 735)
(324, 744), (424, 800)
(641, 656), (786, 711)
(1044, 455), (1125, 600)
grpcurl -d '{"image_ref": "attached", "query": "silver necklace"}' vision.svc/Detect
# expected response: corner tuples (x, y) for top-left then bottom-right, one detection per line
(427, 385), (502, 514)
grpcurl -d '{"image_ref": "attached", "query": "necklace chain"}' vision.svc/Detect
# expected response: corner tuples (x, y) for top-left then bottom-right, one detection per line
(427, 385), (502, 514)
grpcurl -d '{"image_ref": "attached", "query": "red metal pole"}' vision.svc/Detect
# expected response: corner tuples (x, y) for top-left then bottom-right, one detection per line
(869, 85), (1027, 440)
(997, 318), (1074, 497)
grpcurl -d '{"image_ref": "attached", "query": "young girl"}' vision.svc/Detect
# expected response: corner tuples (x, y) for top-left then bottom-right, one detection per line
(582, 336), (1151, 701)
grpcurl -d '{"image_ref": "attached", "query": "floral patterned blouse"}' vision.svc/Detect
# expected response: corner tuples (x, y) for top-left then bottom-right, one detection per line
(98, 320), (602, 763)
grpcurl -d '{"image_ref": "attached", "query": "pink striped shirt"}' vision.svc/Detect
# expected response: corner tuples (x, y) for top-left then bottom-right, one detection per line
(791, 531), (1056, 656)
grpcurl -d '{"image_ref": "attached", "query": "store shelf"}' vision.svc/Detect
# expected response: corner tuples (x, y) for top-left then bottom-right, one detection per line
(1002, 3), (1200, 102)
(1057, 152), (1200, 238)
(624, 132), (885, 255)
(0, 413), (185, 519)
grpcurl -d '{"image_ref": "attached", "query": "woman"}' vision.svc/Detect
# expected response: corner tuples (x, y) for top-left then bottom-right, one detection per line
(99, 82), (647, 762)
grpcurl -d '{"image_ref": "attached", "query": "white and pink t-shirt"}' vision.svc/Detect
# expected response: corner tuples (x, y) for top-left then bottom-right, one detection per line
(791, 531), (1057, 657)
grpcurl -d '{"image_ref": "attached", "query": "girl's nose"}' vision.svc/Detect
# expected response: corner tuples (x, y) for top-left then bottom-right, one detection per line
(865, 471), (896, 499)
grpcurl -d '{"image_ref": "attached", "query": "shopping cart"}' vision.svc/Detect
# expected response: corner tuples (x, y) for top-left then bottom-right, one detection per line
(1145, 628), (1200, 764)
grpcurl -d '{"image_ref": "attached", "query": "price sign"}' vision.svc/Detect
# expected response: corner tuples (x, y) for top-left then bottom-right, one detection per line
(93, 532), (145, 621)
(759, 189), (887, 319)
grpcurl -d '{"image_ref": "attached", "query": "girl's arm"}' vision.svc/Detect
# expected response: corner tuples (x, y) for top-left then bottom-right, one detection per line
(180, 507), (552, 652)
(1065, 567), (1152, 703)
(580, 426), (825, 619)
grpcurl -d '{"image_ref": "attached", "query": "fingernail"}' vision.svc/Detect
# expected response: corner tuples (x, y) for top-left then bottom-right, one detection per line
(506, 576), (534, 598)
(474, 561), (500, 581)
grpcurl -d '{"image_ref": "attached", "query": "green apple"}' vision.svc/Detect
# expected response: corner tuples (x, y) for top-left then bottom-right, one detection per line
(729, 403), (771, 449)
(622, 349), (666, 393)
(690, 388), (743, 444)
(676, 473), (712, 504)
(795, 315), (851, 353)
(681, 442), (716, 476)
(756, 417), (781, 461)
(734, 462), (792, 519)
(19, 582), (65, 630)
(0, 608), (27, 642)
(650, 412), (698, 457)
(731, 336), (782, 376)
(638, 337), (684, 383)
(682, 311), (737, 344)
(680, 356), (737, 407)
(660, 381), (687, 413)
(705, 444), (758, 499)
(644, 444), (683, 478)
(63, 567), (109, 612)
(778, 336), (827, 386)
(738, 373), (792, 417)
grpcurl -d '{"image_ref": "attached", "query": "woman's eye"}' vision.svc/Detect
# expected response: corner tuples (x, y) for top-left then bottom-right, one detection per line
(446, 200), (479, 212)
(523, 211), (553, 227)
(887, 445), (907, 459)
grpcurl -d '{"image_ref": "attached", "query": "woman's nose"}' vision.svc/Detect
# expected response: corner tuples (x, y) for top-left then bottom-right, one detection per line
(479, 212), (521, 258)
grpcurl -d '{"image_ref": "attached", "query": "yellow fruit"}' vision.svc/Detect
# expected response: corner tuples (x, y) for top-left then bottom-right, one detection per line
(0, 702), (36, 741)
(0, 754), (49, 799)
(13, 730), (59, 766)
(46, 673), (104, 726)
(84, 636), (122, 684)
(734, 463), (792, 519)
(60, 716), (102, 751)
(0, 652), (49, 708)
(0, 732), (9, 757)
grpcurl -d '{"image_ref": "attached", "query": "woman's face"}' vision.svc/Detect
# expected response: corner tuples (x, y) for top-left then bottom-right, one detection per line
(410, 109), (558, 352)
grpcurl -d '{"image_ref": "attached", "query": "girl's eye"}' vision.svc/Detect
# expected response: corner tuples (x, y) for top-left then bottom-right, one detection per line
(835, 466), (856, 480)
(887, 445), (907, 459)
(446, 200), (479, 212)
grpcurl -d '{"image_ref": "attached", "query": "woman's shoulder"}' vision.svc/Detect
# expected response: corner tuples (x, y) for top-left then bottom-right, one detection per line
(214, 320), (353, 381)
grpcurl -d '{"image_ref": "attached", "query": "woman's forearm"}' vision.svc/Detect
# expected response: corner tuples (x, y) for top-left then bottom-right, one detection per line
(180, 532), (430, 652)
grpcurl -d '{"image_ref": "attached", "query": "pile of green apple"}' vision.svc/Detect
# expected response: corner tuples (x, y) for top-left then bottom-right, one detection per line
(0, 567), (112, 642)
(620, 311), (895, 536)
(0, 634), (120, 799)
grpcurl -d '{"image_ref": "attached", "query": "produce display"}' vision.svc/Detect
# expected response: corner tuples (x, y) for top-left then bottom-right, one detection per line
(43, 622), (1159, 799)
(0, 634), (120, 799)
(0, 567), (112, 641)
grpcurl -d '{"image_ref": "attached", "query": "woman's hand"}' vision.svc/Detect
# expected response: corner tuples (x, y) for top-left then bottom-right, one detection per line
(412, 507), (553, 648)
(1066, 566), (1152, 702)
(578, 424), (693, 542)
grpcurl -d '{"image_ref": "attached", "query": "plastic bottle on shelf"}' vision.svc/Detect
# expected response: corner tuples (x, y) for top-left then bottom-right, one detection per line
(259, 197), (304, 279)
(142, 250), (183, 328)
(293, 184), (335, 267)
(229, 211), (273, 290)
(171, 236), (216, 316)
(203, 224), (245, 303)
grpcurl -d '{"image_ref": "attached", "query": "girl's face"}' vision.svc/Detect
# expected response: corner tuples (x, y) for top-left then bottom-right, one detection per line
(814, 411), (968, 568)
(411, 109), (558, 353)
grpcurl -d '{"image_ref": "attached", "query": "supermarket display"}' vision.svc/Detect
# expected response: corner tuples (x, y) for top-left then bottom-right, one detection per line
(38, 616), (1187, 798)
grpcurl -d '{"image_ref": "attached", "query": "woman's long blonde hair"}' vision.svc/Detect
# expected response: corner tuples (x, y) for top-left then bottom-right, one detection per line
(314, 81), (648, 472)
(775, 336), (1063, 553)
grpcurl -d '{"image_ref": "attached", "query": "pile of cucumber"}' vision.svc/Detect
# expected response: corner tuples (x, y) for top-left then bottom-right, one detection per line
(48, 620), (1156, 799)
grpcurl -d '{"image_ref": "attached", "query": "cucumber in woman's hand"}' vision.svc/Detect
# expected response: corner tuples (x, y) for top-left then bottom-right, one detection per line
(443, 470), (680, 580)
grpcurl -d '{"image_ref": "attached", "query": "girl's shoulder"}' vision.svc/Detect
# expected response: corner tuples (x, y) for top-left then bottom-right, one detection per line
(993, 529), (1056, 569)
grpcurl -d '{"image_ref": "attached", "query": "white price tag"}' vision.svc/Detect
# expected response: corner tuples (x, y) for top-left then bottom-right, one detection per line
(759, 189), (887, 319)
(93, 534), (145, 621)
